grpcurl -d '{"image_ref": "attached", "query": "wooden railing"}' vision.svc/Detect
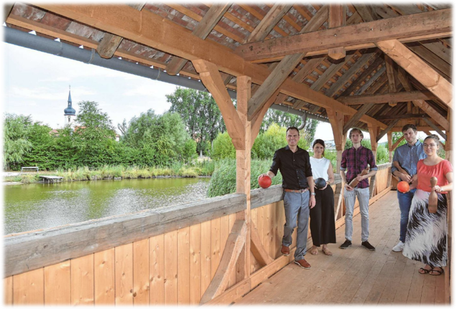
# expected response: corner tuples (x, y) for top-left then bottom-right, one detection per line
(3, 163), (393, 305)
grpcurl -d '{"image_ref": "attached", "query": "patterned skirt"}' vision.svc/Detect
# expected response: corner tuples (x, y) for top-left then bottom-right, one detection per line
(402, 189), (447, 267)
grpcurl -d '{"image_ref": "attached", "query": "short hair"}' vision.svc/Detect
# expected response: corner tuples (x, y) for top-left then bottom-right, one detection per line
(424, 134), (440, 146)
(349, 128), (364, 139)
(312, 139), (325, 156)
(402, 124), (417, 133)
(286, 126), (300, 135)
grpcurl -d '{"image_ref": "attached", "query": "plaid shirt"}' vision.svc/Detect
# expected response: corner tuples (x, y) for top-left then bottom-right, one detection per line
(340, 146), (378, 188)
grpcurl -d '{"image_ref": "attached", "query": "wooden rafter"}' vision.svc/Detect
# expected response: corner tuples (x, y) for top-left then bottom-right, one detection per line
(407, 43), (452, 81)
(247, 6), (328, 120)
(384, 55), (397, 106)
(423, 118), (447, 140)
(96, 3), (145, 59)
(236, 9), (451, 61)
(343, 103), (375, 134)
(247, 4), (292, 43)
(192, 59), (245, 150)
(340, 55), (384, 96)
(376, 119), (399, 142)
(326, 52), (376, 97)
(166, 4), (231, 75)
(338, 91), (434, 105)
(200, 220), (247, 304)
(311, 54), (355, 92)
(33, 4), (387, 129)
(353, 4), (377, 22)
(377, 39), (452, 109)
(328, 4), (346, 60)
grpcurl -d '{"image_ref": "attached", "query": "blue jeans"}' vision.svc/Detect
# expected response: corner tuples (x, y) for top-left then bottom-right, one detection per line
(283, 190), (310, 261)
(398, 189), (416, 242)
(344, 187), (370, 242)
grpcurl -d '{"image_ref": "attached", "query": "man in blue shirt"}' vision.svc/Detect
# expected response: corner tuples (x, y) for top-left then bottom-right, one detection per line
(391, 124), (426, 252)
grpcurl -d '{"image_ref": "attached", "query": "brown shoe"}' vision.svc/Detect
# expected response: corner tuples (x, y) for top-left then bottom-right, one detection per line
(294, 258), (311, 269)
(281, 245), (290, 256)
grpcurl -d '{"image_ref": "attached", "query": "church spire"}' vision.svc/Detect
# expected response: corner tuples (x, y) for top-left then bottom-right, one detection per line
(64, 85), (76, 127)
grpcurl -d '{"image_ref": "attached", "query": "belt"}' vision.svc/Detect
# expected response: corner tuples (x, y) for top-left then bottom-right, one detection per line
(284, 188), (308, 193)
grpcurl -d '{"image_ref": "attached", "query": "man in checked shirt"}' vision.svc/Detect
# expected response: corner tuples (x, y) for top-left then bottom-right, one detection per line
(339, 128), (378, 251)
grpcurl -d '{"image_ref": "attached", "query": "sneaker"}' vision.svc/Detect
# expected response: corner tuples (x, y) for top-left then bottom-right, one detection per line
(281, 245), (290, 256)
(362, 241), (376, 251)
(294, 258), (311, 269)
(392, 241), (405, 252)
(339, 239), (352, 249)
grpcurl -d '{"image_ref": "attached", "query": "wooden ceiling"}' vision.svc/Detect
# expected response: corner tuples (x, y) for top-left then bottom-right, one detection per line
(4, 3), (452, 140)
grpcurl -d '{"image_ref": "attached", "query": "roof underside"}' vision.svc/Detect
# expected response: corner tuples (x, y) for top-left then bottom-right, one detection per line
(4, 3), (452, 136)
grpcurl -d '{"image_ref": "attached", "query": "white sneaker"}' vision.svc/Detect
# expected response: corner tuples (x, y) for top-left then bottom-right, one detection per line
(392, 241), (405, 252)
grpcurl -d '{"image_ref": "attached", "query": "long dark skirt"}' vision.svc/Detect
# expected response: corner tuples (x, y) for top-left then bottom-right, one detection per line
(402, 189), (447, 267)
(310, 185), (336, 246)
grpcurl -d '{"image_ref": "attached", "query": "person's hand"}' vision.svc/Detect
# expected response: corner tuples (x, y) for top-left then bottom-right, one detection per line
(356, 174), (365, 182)
(258, 173), (269, 181)
(401, 173), (412, 183)
(345, 184), (354, 191)
(410, 174), (418, 183)
(309, 195), (316, 208)
(433, 185), (442, 193)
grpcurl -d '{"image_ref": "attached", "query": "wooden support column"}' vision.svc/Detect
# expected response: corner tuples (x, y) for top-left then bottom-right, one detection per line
(328, 4), (346, 60)
(387, 131), (393, 188)
(368, 123), (379, 198)
(235, 76), (252, 281)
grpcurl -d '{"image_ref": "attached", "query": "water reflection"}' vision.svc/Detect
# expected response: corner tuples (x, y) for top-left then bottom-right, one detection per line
(4, 178), (210, 235)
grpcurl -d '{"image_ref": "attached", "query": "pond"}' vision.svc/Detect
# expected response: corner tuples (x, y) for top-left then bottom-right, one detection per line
(4, 178), (210, 235)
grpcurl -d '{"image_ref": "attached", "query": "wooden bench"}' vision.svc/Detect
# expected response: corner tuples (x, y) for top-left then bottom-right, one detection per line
(21, 166), (39, 173)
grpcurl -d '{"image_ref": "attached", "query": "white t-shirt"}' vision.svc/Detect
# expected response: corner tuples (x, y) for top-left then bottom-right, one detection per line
(309, 157), (330, 181)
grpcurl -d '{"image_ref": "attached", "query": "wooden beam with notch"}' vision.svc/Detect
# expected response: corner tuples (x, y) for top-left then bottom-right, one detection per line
(236, 9), (451, 61)
(376, 39), (452, 109)
(376, 119), (399, 142)
(422, 118), (447, 140)
(166, 4), (231, 75)
(96, 3), (145, 59)
(247, 4), (292, 43)
(328, 4), (346, 60)
(200, 220), (246, 304)
(343, 103), (375, 134)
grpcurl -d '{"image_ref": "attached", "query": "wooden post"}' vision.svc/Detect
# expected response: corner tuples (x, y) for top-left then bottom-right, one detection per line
(235, 76), (252, 281)
(368, 123), (378, 198)
(387, 131), (393, 188)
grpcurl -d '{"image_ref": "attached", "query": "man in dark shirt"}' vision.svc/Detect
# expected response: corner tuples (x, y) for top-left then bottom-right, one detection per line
(259, 127), (316, 269)
(339, 128), (377, 251)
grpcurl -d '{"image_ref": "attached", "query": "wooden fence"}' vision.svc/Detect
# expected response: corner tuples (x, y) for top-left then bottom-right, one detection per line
(4, 163), (392, 305)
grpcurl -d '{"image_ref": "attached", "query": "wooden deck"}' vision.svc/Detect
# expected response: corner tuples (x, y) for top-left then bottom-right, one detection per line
(233, 191), (446, 305)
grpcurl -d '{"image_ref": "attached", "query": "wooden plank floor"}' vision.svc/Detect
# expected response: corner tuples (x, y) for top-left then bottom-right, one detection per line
(233, 191), (446, 305)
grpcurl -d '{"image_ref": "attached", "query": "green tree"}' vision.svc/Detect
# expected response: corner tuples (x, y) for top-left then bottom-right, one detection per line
(22, 122), (55, 170)
(211, 132), (236, 160)
(3, 114), (33, 170)
(167, 88), (226, 155)
(73, 101), (117, 167)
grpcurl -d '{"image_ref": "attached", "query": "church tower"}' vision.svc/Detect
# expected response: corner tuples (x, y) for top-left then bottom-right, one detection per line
(64, 86), (76, 127)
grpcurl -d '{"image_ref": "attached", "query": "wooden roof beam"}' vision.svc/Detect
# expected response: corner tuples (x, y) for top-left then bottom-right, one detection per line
(396, 67), (450, 130)
(236, 9), (451, 61)
(340, 55), (384, 96)
(35, 4), (386, 129)
(166, 4), (231, 76)
(376, 119), (399, 142)
(328, 4), (346, 61)
(247, 6), (328, 120)
(377, 39), (452, 110)
(338, 91), (435, 105)
(96, 3), (145, 59)
(423, 117), (447, 140)
(246, 4), (292, 43)
(343, 102), (376, 134)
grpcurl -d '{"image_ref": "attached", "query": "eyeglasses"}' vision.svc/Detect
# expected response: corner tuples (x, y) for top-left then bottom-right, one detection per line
(423, 143), (437, 148)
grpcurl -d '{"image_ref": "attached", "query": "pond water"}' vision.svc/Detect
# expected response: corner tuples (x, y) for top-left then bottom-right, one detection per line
(4, 178), (210, 235)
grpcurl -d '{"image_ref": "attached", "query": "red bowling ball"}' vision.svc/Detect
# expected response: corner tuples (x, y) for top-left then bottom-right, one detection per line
(397, 181), (410, 193)
(258, 175), (272, 189)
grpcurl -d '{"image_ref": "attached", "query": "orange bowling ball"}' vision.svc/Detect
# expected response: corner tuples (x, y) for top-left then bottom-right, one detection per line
(397, 181), (410, 193)
(258, 175), (272, 189)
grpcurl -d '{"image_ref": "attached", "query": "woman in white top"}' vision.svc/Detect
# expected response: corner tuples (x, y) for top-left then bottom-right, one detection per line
(309, 139), (336, 256)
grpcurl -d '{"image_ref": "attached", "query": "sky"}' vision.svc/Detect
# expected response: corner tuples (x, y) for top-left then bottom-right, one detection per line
(2, 38), (342, 140)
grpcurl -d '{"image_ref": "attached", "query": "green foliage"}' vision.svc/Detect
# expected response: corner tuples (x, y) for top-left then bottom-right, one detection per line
(167, 88), (226, 155)
(3, 114), (33, 170)
(211, 132), (236, 160)
(376, 144), (390, 164)
(207, 159), (283, 197)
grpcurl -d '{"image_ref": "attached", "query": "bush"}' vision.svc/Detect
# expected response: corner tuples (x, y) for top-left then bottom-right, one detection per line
(207, 159), (282, 197)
